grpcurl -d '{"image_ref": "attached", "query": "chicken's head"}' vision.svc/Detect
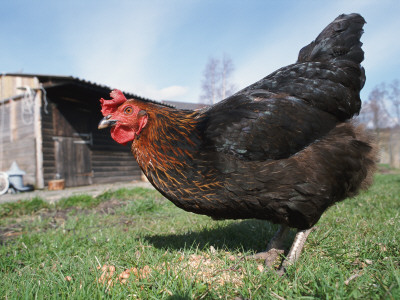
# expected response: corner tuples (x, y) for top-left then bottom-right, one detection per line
(98, 90), (148, 145)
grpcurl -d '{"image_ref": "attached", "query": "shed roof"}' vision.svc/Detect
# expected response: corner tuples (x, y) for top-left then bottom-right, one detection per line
(3, 73), (208, 110)
(2, 73), (172, 107)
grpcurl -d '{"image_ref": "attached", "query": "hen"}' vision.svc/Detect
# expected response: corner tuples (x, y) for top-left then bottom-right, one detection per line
(98, 13), (376, 273)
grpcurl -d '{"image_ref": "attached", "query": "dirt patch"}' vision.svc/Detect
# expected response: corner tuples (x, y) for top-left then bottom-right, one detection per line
(0, 223), (25, 245)
(94, 252), (252, 293)
(0, 199), (129, 245)
(378, 165), (400, 174)
(95, 199), (126, 215)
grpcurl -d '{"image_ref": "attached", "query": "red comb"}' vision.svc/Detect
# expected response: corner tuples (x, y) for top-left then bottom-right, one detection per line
(100, 89), (127, 116)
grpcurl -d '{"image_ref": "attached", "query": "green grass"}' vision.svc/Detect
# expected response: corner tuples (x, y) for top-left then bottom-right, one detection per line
(0, 197), (50, 218)
(0, 175), (399, 299)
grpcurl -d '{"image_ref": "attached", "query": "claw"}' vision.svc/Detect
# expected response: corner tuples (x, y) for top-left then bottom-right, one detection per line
(250, 225), (314, 275)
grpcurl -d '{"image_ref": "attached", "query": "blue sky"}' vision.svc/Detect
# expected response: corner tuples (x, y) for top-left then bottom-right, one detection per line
(1, 0), (399, 104)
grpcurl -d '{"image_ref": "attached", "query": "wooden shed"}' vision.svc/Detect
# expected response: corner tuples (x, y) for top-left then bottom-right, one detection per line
(0, 73), (186, 188)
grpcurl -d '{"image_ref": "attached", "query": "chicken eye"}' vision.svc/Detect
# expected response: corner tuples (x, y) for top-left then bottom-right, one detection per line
(124, 106), (133, 115)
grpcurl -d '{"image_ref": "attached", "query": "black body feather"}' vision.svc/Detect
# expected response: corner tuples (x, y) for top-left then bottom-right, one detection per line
(132, 13), (376, 230)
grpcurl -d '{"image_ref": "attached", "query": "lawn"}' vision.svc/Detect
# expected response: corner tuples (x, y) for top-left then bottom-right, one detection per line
(0, 174), (399, 299)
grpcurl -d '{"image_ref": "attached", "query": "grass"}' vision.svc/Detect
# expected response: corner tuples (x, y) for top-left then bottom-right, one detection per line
(0, 175), (399, 299)
(0, 197), (51, 218)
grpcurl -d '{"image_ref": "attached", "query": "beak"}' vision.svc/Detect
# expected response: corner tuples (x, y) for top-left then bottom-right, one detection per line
(98, 115), (117, 129)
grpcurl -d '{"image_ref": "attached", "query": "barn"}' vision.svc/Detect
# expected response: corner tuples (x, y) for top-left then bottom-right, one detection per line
(0, 73), (202, 189)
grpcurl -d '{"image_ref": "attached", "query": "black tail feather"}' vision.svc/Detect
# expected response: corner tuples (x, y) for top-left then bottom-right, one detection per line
(298, 13), (365, 65)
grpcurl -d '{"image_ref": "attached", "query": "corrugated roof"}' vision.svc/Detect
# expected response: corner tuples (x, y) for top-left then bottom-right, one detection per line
(2, 73), (174, 108)
(162, 100), (208, 110)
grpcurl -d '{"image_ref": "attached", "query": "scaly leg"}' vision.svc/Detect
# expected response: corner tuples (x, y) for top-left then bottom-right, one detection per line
(251, 225), (290, 267)
(277, 227), (313, 275)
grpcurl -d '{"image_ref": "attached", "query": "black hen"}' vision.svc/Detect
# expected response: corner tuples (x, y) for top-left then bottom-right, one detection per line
(98, 13), (376, 272)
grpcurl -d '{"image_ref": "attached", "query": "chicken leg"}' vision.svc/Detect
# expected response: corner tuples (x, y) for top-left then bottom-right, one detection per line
(277, 227), (313, 275)
(251, 225), (314, 274)
(251, 225), (290, 267)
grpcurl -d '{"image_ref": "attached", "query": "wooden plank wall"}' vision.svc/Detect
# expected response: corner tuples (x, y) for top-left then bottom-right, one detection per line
(0, 104), (11, 146)
(0, 100), (36, 185)
(41, 102), (56, 184)
(91, 123), (142, 184)
(1, 76), (144, 188)
(0, 76), (40, 185)
(41, 98), (143, 187)
(91, 150), (142, 184)
(1, 76), (37, 99)
(377, 128), (400, 168)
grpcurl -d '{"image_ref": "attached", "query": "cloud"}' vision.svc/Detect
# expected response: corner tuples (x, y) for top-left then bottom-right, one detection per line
(61, 2), (190, 98)
(362, 18), (400, 72)
(138, 85), (189, 101)
(234, 1), (400, 97)
(233, 11), (333, 90)
(51, 0), (399, 104)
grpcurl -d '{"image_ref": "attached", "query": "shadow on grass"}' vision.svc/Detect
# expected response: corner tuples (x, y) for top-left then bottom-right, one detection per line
(143, 219), (294, 253)
(167, 293), (192, 300)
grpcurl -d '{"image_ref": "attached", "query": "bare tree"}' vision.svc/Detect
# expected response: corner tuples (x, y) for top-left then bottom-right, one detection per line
(200, 57), (220, 105)
(358, 80), (400, 169)
(220, 54), (236, 100)
(389, 79), (400, 125)
(369, 84), (387, 132)
(200, 54), (236, 104)
(360, 84), (386, 127)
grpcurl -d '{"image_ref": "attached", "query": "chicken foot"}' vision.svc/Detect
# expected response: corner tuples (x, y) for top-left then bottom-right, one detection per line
(277, 227), (313, 275)
(250, 225), (290, 267)
(250, 225), (314, 274)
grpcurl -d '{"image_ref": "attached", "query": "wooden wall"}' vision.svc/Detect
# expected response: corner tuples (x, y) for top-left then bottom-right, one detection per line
(0, 76), (38, 185)
(0, 99), (37, 185)
(89, 107), (142, 185)
(91, 150), (142, 184)
(376, 128), (400, 169)
(41, 101), (56, 184)
(2, 75), (144, 188)
(41, 89), (142, 187)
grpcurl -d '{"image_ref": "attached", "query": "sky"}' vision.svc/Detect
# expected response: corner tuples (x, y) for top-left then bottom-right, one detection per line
(1, 0), (400, 106)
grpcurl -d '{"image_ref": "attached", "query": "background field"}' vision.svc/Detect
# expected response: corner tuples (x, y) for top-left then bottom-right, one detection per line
(0, 173), (399, 299)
